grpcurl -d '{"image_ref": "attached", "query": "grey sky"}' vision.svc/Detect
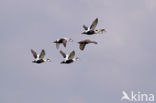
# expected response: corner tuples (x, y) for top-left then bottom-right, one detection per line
(1, 0), (156, 103)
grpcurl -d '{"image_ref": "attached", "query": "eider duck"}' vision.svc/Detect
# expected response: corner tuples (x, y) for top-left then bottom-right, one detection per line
(78, 39), (98, 51)
(31, 49), (51, 64)
(53, 37), (73, 49)
(82, 18), (106, 35)
(60, 50), (79, 64)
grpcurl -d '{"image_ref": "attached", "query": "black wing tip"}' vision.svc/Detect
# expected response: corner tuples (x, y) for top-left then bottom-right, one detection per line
(70, 50), (75, 55)
(31, 49), (36, 54)
(31, 49), (34, 52)
(72, 50), (75, 53)
(41, 49), (45, 53)
(60, 50), (63, 53)
(94, 18), (98, 22)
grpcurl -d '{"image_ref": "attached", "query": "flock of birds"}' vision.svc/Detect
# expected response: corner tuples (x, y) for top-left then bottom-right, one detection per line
(31, 18), (106, 64)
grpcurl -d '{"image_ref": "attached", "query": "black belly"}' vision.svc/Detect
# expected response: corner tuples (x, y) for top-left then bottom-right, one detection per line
(34, 59), (44, 64)
(66, 59), (74, 63)
(86, 30), (95, 35)
(61, 59), (74, 64)
(58, 39), (64, 43)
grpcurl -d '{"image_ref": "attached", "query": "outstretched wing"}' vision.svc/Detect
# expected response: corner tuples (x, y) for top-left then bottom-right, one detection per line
(68, 51), (75, 59)
(31, 49), (37, 59)
(62, 40), (67, 47)
(90, 18), (98, 30)
(39, 49), (45, 59)
(60, 50), (66, 58)
(90, 40), (98, 44)
(56, 43), (60, 49)
(83, 25), (88, 30)
(79, 44), (86, 51)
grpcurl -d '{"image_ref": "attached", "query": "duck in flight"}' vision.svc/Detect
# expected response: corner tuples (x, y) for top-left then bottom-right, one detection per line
(53, 37), (73, 49)
(78, 39), (98, 51)
(31, 49), (51, 64)
(60, 50), (79, 64)
(82, 18), (106, 35)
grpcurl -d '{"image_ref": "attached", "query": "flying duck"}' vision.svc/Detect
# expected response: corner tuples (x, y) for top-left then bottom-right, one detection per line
(82, 18), (106, 35)
(78, 39), (98, 51)
(53, 37), (73, 49)
(31, 49), (51, 64)
(60, 50), (79, 64)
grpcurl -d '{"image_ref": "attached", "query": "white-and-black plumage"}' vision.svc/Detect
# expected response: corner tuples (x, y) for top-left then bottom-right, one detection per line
(31, 49), (51, 64)
(53, 37), (73, 49)
(60, 50), (79, 64)
(82, 18), (106, 35)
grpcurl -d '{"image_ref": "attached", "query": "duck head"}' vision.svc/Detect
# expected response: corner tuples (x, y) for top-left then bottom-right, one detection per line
(68, 38), (73, 42)
(94, 29), (106, 34)
(101, 29), (106, 32)
(47, 59), (51, 62)
(75, 57), (80, 61)
(44, 58), (51, 62)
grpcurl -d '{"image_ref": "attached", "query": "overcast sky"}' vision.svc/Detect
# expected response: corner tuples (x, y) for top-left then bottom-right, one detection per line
(1, 0), (156, 103)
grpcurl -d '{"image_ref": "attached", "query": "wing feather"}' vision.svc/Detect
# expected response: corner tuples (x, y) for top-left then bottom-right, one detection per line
(31, 49), (37, 59)
(68, 51), (75, 59)
(83, 25), (88, 30)
(56, 43), (60, 49)
(90, 18), (98, 30)
(60, 50), (66, 58)
(39, 49), (45, 59)
(79, 44), (86, 51)
(63, 40), (67, 47)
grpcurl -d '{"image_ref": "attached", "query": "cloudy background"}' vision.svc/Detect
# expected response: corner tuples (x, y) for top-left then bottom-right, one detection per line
(1, 0), (156, 103)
